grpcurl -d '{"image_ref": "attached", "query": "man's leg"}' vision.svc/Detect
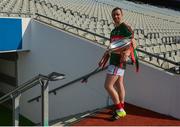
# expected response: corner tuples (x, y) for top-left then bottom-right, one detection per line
(115, 75), (126, 117)
(104, 74), (119, 104)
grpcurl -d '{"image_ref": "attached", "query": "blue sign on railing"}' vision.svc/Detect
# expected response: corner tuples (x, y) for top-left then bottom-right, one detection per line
(0, 18), (22, 51)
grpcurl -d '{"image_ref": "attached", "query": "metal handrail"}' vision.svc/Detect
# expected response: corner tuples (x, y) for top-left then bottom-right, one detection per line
(35, 13), (109, 41)
(34, 13), (180, 66)
(0, 72), (65, 103)
(0, 74), (47, 104)
(136, 48), (180, 66)
(36, 14), (179, 64)
(0, 72), (65, 126)
(28, 67), (107, 103)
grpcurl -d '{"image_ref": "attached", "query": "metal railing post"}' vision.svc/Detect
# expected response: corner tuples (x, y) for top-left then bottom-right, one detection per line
(12, 93), (21, 126)
(0, 72), (64, 126)
(40, 79), (49, 126)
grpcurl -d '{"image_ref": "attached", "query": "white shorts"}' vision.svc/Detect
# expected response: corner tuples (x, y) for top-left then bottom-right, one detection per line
(107, 65), (125, 76)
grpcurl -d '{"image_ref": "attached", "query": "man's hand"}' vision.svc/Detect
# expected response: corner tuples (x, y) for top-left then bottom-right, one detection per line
(120, 48), (131, 62)
(132, 38), (137, 49)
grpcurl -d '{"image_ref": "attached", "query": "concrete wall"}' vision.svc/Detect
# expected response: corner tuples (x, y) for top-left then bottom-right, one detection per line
(0, 59), (16, 92)
(0, 59), (16, 77)
(18, 20), (109, 123)
(125, 62), (180, 119)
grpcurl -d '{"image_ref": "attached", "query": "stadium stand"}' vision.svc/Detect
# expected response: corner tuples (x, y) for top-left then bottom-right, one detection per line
(0, 0), (180, 73)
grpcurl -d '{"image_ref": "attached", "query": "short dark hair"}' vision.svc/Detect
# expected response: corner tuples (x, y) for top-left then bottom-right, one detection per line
(112, 7), (123, 15)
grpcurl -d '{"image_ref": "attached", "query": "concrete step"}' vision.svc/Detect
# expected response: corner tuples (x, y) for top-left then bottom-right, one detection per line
(50, 108), (100, 126)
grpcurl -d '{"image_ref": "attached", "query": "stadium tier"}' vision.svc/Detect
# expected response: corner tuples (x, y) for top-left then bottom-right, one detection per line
(0, 0), (180, 72)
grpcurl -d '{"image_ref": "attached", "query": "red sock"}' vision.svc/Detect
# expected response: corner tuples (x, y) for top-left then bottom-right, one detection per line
(121, 102), (125, 109)
(115, 103), (121, 110)
(115, 102), (125, 110)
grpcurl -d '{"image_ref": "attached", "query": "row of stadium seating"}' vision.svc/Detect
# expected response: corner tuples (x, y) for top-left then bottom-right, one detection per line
(1, 0), (180, 31)
(103, 0), (180, 23)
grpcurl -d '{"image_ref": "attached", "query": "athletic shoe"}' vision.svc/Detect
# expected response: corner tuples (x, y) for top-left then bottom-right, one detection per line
(116, 109), (126, 117)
